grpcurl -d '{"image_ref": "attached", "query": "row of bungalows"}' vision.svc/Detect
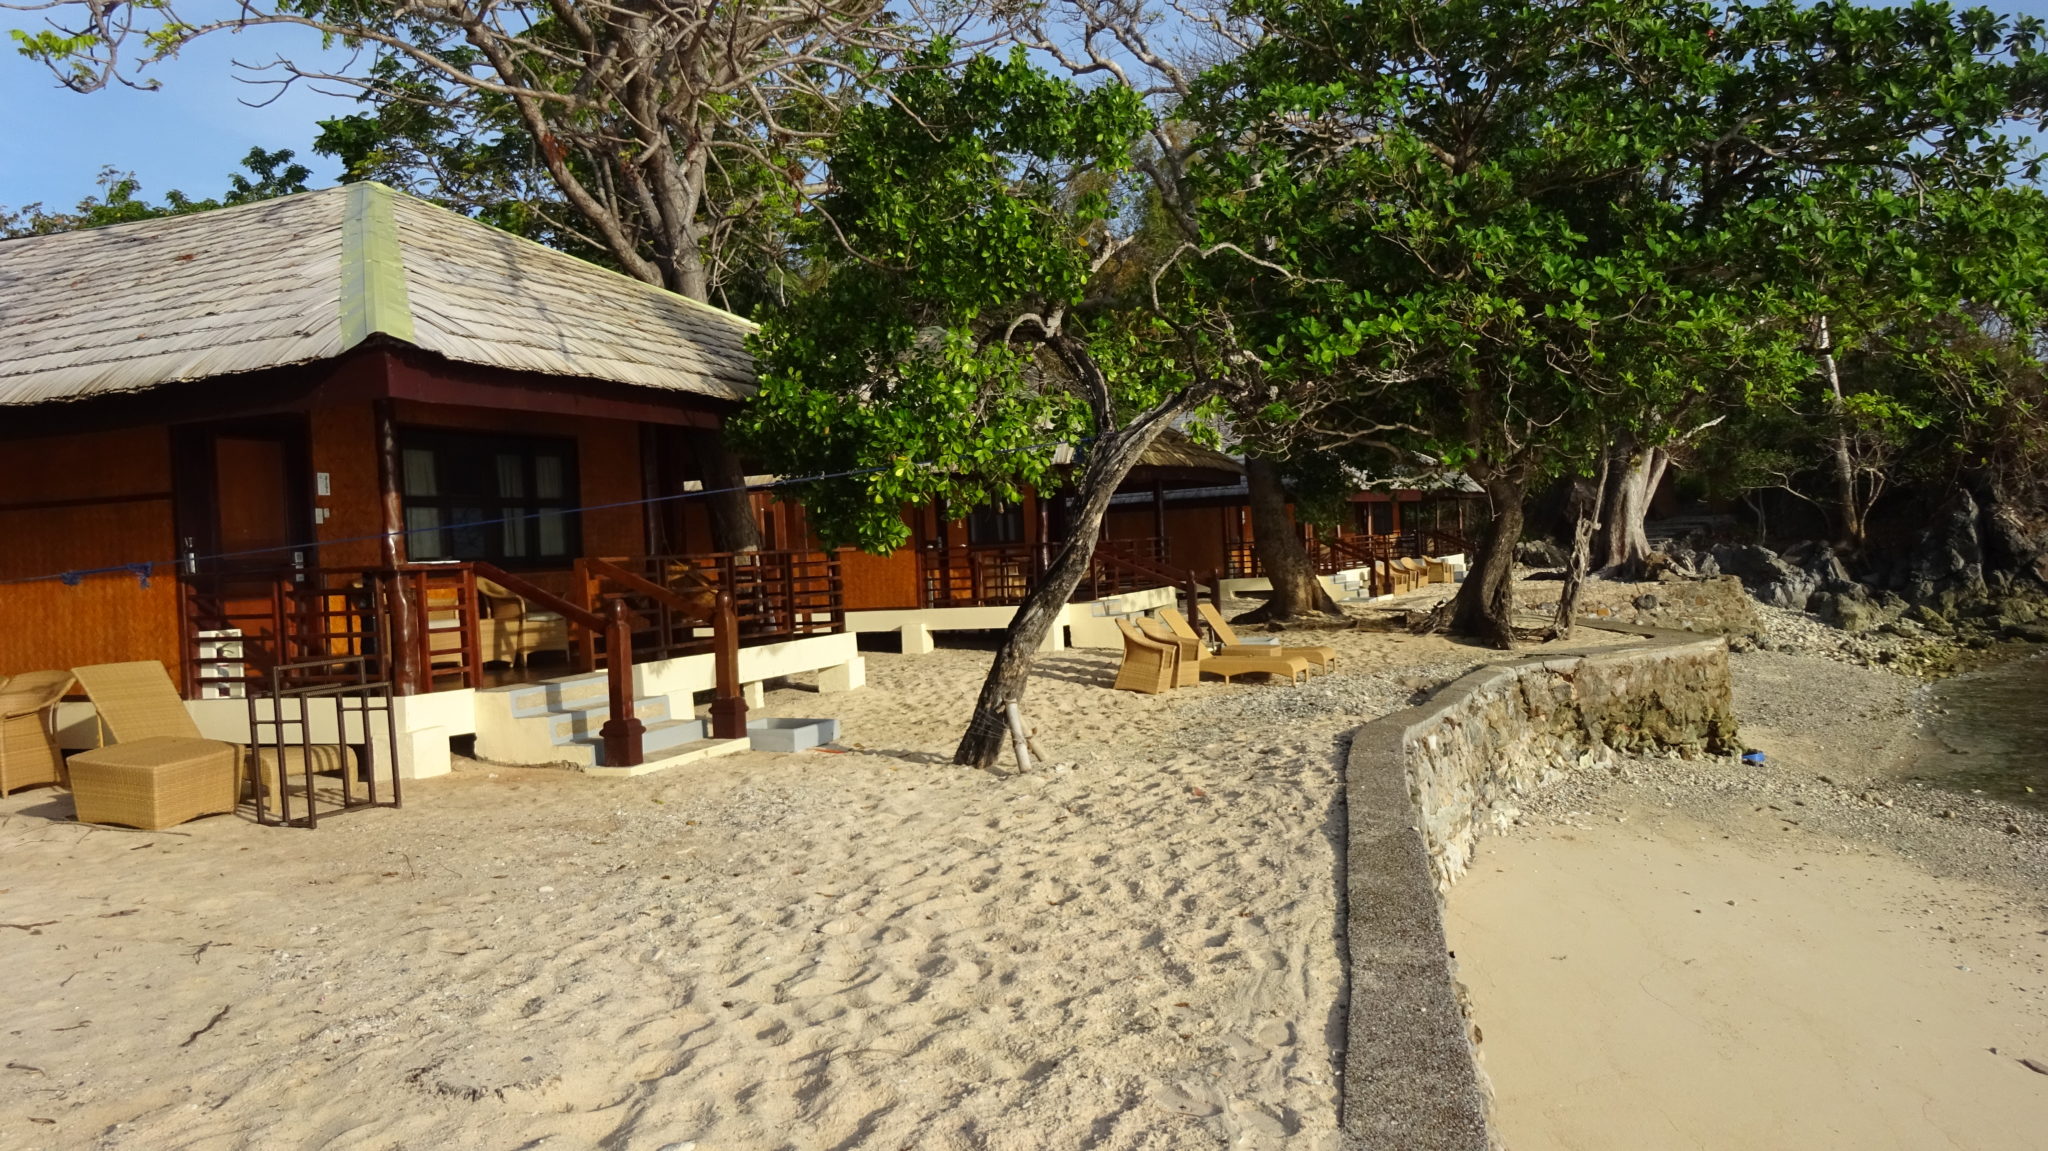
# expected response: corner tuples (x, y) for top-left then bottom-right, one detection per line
(0, 184), (1473, 778)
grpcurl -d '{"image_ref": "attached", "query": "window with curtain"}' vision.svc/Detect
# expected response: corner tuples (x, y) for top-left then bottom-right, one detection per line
(967, 503), (1024, 545)
(399, 429), (579, 566)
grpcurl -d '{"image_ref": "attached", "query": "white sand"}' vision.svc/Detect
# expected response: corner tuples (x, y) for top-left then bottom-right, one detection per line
(0, 620), (1509, 1151)
(1446, 712), (2048, 1149)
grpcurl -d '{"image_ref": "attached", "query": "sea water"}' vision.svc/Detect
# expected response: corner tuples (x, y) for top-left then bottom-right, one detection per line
(1923, 647), (2048, 808)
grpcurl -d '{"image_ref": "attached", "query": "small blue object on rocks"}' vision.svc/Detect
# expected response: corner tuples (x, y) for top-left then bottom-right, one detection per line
(1741, 750), (1767, 765)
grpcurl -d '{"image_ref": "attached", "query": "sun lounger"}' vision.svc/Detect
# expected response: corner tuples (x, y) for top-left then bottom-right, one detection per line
(1113, 618), (1178, 694)
(1138, 616), (1203, 687)
(1192, 604), (1337, 673)
(68, 662), (240, 828)
(1, 670), (75, 794)
(69, 661), (356, 824)
(1198, 651), (1312, 684)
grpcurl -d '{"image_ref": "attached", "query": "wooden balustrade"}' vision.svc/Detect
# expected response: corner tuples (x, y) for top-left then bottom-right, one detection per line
(178, 564), (480, 699)
(575, 556), (748, 739)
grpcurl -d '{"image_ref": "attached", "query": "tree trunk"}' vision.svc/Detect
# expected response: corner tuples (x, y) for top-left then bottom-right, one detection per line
(1451, 473), (1526, 649)
(953, 419), (1177, 770)
(1818, 316), (1865, 549)
(686, 428), (764, 553)
(1241, 457), (1342, 622)
(1551, 452), (1612, 640)
(1597, 439), (1664, 575)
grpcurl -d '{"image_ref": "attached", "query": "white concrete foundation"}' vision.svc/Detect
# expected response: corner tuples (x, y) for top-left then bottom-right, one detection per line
(846, 585), (1179, 654)
(59, 631), (868, 780)
(818, 655), (866, 692)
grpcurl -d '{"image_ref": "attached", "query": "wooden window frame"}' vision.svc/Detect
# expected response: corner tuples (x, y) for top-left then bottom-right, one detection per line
(397, 427), (582, 569)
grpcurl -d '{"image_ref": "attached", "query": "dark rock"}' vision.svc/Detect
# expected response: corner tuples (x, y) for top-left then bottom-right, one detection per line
(1516, 539), (1568, 568)
(1633, 593), (1660, 611)
(1712, 544), (1822, 610)
(1906, 490), (1987, 602)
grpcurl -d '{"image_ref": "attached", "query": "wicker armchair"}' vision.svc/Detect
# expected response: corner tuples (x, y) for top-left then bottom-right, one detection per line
(1113, 618), (1179, 694)
(1, 670), (75, 794)
(476, 577), (573, 668)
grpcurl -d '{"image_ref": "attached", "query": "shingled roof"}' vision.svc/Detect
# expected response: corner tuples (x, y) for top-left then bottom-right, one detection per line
(0, 182), (756, 407)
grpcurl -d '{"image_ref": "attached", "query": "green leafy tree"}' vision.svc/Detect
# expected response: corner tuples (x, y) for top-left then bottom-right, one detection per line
(1192, 0), (2048, 645)
(736, 47), (1261, 768)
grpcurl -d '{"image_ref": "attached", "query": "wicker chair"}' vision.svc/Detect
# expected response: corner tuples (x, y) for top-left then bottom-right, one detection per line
(67, 662), (240, 829)
(1137, 616), (1203, 688)
(1, 670), (75, 795)
(476, 577), (573, 668)
(1113, 618), (1179, 694)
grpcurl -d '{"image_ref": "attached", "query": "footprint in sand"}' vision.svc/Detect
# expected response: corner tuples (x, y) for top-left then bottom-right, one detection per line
(1146, 1081), (1223, 1117)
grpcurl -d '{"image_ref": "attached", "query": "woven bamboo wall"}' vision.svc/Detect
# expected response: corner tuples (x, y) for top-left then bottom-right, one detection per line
(0, 427), (181, 676)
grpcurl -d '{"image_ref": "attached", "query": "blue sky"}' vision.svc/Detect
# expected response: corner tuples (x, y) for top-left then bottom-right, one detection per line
(0, 17), (359, 210)
(10, 3), (2048, 212)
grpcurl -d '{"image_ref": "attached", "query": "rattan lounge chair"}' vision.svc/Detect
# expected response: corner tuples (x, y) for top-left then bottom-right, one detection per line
(1137, 616), (1203, 688)
(1, 670), (74, 794)
(1192, 604), (1338, 674)
(67, 662), (240, 829)
(1197, 651), (1313, 685)
(1113, 618), (1178, 694)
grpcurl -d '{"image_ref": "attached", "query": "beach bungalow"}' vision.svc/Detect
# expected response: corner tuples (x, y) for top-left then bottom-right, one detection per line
(0, 183), (862, 777)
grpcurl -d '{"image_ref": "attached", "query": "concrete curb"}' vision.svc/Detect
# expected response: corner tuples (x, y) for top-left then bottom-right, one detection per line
(1339, 625), (1736, 1150)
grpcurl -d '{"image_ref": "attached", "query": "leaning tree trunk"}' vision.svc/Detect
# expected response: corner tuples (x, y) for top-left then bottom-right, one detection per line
(1240, 457), (1342, 622)
(1597, 439), (1665, 576)
(953, 419), (1180, 770)
(686, 428), (764, 553)
(1817, 316), (1865, 550)
(1451, 473), (1527, 650)
(1551, 452), (1612, 640)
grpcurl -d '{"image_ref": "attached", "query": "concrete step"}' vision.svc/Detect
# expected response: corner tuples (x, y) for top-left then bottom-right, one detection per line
(581, 735), (752, 778)
(543, 696), (671, 745)
(502, 672), (611, 718)
(577, 716), (708, 766)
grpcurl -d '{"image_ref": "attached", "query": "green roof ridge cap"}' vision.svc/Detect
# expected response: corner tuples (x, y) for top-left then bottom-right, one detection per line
(340, 181), (415, 347)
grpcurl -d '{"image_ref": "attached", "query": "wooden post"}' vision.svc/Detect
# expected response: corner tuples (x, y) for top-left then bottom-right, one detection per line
(1035, 491), (1052, 577)
(373, 399), (424, 695)
(709, 592), (748, 739)
(1152, 480), (1168, 561)
(598, 597), (645, 767)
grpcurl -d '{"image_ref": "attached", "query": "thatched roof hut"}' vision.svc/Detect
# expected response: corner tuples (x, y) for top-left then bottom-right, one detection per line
(0, 182), (755, 408)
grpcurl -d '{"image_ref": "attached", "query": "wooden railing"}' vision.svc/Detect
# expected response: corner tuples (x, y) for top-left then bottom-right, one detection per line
(919, 543), (1039, 608)
(1228, 531), (1445, 581)
(475, 561), (644, 767)
(609, 551), (846, 642)
(917, 537), (1193, 609)
(574, 557), (746, 739)
(1082, 538), (1187, 601)
(178, 564), (482, 698)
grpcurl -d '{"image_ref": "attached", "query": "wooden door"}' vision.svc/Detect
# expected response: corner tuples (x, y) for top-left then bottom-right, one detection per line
(174, 420), (314, 576)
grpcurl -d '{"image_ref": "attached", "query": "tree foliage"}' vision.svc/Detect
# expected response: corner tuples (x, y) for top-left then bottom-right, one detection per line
(1187, 0), (2048, 640)
(736, 47), (1218, 551)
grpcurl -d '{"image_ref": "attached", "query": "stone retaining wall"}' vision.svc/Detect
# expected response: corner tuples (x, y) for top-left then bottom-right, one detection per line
(1341, 629), (1737, 1151)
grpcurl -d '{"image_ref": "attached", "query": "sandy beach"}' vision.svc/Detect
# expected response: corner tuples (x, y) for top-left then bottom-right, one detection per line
(1446, 646), (2048, 1150)
(9, 583), (2041, 1150)
(1, 610), (1534, 1151)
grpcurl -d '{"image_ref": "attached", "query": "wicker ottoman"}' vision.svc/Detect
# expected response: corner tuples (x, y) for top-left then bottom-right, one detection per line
(67, 737), (240, 830)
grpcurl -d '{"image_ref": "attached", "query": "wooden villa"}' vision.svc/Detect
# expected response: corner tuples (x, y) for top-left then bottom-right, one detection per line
(0, 183), (861, 776)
